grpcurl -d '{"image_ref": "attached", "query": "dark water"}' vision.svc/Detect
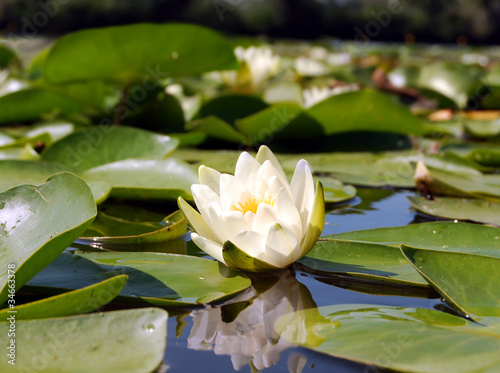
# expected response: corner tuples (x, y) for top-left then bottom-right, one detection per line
(157, 189), (449, 373)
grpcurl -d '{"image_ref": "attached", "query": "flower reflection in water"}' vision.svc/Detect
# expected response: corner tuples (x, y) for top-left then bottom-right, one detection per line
(187, 270), (317, 371)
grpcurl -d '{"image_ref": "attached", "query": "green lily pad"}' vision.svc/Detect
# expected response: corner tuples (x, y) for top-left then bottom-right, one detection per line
(0, 45), (17, 68)
(300, 240), (428, 287)
(281, 150), (419, 187)
(0, 88), (83, 125)
(44, 23), (237, 84)
(0, 173), (96, 304)
(41, 126), (178, 173)
(81, 210), (187, 245)
(234, 103), (304, 141)
(442, 142), (500, 168)
(186, 115), (248, 144)
(77, 251), (251, 306)
(408, 195), (500, 225)
(416, 62), (483, 108)
(402, 245), (500, 320)
(314, 176), (356, 203)
(327, 221), (500, 256)
(415, 162), (500, 201)
(172, 148), (241, 174)
(0, 308), (168, 373)
(26, 252), (112, 295)
(275, 304), (500, 373)
(0, 275), (127, 319)
(195, 94), (269, 125)
(0, 160), (111, 204)
(235, 90), (423, 142)
(81, 158), (196, 201)
(0, 144), (39, 160)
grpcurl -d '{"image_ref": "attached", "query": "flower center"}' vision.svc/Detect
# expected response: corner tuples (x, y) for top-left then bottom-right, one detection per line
(232, 195), (275, 215)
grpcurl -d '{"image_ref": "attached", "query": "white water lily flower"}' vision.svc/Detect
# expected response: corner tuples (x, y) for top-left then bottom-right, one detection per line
(302, 84), (360, 108)
(178, 146), (324, 272)
(294, 56), (328, 77)
(220, 46), (280, 94)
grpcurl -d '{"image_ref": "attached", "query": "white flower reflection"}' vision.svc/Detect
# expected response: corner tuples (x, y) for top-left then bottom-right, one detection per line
(187, 271), (316, 371)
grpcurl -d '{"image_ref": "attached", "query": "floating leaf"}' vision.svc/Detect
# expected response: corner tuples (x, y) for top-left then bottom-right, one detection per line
(314, 176), (356, 203)
(328, 221), (500, 256)
(186, 116), (248, 144)
(0, 160), (111, 203)
(41, 126), (178, 173)
(275, 304), (500, 373)
(0, 275), (127, 320)
(415, 161), (500, 201)
(300, 240), (428, 287)
(81, 158), (196, 201)
(0, 308), (168, 373)
(77, 251), (251, 306)
(408, 195), (500, 225)
(416, 62), (483, 108)
(442, 142), (500, 168)
(0, 88), (83, 125)
(402, 245), (500, 321)
(281, 150), (419, 187)
(44, 23), (237, 84)
(195, 94), (269, 125)
(0, 173), (96, 304)
(81, 210), (187, 245)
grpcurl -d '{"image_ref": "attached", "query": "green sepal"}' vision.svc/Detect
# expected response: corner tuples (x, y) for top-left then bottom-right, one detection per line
(222, 240), (282, 273)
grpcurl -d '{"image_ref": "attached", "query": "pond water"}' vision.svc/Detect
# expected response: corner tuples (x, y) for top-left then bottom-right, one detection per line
(83, 188), (449, 373)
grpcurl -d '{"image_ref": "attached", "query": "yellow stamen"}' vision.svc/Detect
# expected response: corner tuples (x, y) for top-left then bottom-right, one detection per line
(232, 196), (275, 215)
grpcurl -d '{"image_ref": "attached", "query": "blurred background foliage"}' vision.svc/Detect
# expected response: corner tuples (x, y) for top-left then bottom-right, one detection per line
(1, 0), (500, 44)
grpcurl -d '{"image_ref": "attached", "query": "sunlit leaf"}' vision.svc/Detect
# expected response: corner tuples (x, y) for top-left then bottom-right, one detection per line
(275, 304), (500, 373)
(0, 173), (96, 304)
(408, 195), (500, 225)
(0, 308), (168, 373)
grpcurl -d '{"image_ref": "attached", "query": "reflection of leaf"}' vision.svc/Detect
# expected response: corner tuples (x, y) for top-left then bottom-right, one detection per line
(276, 304), (500, 373)
(0, 173), (96, 304)
(0, 308), (168, 373)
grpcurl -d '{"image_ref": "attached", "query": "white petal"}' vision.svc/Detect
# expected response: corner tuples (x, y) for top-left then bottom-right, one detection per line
(191, 233), (226, 264)
(255, 145), (287, 180)
(262, 223), (300, 268)
(267, 175), (292, 200)
(178, 197), (219, 243)
(276, 188), (302, 241)
(206, 202), (231, 243)
(232, 230), (267, 258)
(246, 173), (270, 197)
(243, 210), (256, 227)
(220, 210), (251, 242)
(234, 151), (261, 184)
(290, 159), (314, 229)
(253, 202), (278, 236)
(219, 174), (251, 211)
(191, 184), (222, 227)
(199, 165), (221, 195)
